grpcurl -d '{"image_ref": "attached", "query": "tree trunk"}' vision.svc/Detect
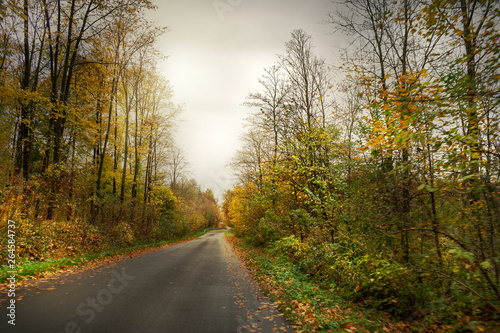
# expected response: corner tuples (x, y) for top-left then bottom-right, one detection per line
(120, 86), (131, 204)
(17, 0), (32, 181)
(131, 83), (140, 199)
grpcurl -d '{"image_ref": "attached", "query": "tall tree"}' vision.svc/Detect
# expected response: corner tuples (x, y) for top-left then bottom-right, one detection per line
(245, 65), (289, 166)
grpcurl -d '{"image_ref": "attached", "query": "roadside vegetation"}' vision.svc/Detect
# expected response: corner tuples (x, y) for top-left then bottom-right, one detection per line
(225, 1), (500, 331)
(226, 232), (500, 332)
(1, 179), (220, 283)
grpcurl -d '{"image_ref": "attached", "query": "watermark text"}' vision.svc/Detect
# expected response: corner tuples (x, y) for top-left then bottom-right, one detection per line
(213, 0), (244, 21)
(6, 219), (17, 326)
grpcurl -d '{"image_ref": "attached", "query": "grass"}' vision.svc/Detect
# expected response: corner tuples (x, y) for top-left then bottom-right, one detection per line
(0, 229), (210, 283)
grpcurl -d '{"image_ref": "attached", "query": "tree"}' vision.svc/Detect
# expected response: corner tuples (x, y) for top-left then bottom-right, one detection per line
(90, 6), (166, 221)
(244, 65), (289, 166)
(166, 146), (190, 191)
(231, 130), (267, 189)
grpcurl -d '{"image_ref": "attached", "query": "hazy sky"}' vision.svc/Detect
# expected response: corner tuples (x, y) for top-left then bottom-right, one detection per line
(147, 0), (340, 200)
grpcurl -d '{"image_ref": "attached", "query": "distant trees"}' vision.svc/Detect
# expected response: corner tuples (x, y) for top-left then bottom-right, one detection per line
(169, 179), (220, 235)
(226, 2), (500, 324)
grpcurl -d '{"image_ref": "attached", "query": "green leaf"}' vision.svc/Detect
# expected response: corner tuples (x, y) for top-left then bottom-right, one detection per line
(425, 185), (436, 192)
(460, 174), (478, 182)
(449, 248), (475, 262)
(480, 261), (491, 270)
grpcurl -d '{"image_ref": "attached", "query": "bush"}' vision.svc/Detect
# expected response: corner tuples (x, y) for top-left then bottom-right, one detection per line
(269, 237), (427, 317)
(245, 210), (283, 246)
(269, 235), (311, 261)
(157, 212), (189, 239)
(0, 218), (105, 263)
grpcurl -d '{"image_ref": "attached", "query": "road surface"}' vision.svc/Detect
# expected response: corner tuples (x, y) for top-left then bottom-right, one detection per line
(1, 230), (292, 333)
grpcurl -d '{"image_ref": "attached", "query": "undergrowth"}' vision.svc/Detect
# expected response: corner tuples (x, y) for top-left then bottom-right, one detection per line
(226, 232), (500, 333)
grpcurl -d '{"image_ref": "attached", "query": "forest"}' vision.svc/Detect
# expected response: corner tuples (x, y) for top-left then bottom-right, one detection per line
(224, 0), (500, 330)
(0, 0), (499, 331)
(0, 0), (220, 265)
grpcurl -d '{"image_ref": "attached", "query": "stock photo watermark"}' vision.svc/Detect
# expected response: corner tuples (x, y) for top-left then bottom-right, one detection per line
(208, 168), (233, 195)
(6, 219), (17, 326)
(53, 267), (135, 333)
(213, 0), (244, 21)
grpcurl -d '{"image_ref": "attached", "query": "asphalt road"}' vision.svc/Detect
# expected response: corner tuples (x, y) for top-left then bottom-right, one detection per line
(1, 230), (292, 333)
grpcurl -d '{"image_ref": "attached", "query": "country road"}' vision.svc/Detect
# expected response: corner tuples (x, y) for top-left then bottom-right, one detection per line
(1, 230), (292, 333)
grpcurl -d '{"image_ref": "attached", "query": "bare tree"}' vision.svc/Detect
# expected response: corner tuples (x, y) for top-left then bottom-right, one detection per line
(278, 29), (327, 131)
(244, 65), (289, 165)
(230, 130), (267, 189)
(166, 146), (190, 191)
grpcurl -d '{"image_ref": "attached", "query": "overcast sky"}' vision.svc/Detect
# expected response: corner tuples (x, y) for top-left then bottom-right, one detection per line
(147, 0), (341, 201)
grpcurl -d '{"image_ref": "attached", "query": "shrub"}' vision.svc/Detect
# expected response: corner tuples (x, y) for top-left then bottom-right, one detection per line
(269, 235), (311, 261)
(269, 237), (426, 317)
